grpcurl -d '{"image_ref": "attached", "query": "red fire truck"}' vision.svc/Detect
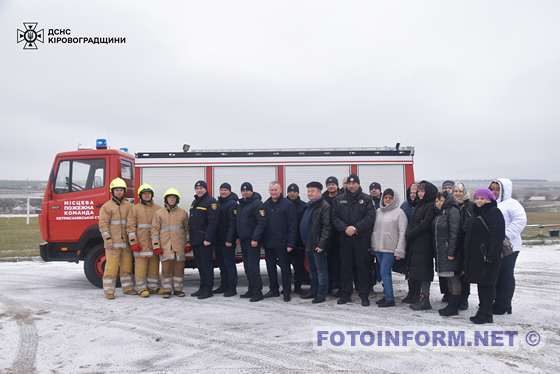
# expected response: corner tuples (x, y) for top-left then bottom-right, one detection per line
(39, 140), (415, 288)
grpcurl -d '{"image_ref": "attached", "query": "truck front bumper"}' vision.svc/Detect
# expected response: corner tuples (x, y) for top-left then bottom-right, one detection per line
(40, 242), (80, 262)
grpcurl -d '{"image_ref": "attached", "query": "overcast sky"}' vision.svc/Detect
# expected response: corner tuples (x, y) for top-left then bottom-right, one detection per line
(1, 0), (559, 181)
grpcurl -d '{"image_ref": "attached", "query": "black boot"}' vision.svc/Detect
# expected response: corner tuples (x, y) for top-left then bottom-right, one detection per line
(470, 312), (493, 324)
(190, 289), (202, 297)
(250, 291), (264, 302)
(300, 291), (314, 299)
(212, 285), (225, 294)
(264, 290), (280, 298)
(240, 290), (252, 298)
(197, 290), (213, 300)
(377, 299), (395, 308)
(492, 303), (512, 315)
(312, 296), (326, 304)
(438, 295), (459, 317)
(337, 296), (351, 305)
(410, 293), (432, 311)
(402, 280), (419, 304)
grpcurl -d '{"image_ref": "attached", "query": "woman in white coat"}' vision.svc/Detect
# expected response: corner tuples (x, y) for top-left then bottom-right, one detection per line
(371, 189), (408, 308)
(489, 178), (527, 315)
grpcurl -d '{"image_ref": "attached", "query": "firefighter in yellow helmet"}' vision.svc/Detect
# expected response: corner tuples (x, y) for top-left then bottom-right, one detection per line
(152, 188), (189, 298)
(98, 177), (134, 299)
(127, 184), (161, 297)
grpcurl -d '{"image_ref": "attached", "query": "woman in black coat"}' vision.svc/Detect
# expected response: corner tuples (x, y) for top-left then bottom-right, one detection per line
(464, 188), (505, 324)
(453, 182), (475, 310)
(433, 192), (462, 317)
(405, 180), (438, 311)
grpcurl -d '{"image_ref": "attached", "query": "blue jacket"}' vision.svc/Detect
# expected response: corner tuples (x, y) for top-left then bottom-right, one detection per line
(263, 196), (297, 249)
(235, 192), (266, 242)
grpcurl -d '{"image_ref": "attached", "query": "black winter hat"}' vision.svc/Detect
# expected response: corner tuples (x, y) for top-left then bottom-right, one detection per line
(219, 182), (232, 191)
(194, 180), (207, 189)
(325, 176), (339, 186)
(287, 183), (299, 193)
(369, 182), (382, 191)
(347, 174), (360, 184)
(240, 182), (253, 192)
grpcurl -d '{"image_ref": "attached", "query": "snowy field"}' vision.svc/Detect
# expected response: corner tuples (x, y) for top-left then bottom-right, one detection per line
(0, 245), (559, 374)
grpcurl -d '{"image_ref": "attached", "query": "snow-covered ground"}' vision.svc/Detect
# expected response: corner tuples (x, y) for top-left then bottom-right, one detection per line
(0, 245), (559, 374)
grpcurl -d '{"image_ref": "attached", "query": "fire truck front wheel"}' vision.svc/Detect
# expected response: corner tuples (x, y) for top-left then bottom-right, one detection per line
(84, 243), (106, 288)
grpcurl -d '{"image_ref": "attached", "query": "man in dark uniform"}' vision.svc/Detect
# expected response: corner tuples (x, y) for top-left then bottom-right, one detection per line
(286, 183), (308, 294)
(262, 181), (297, 301)
(332, 174), (376, 306)
(214, 182), (238, 297)
(369, 182), (382, 209)
(235, 182), (267, 302)
(323, 176), (341, 296)
(188, 180), (219, 300)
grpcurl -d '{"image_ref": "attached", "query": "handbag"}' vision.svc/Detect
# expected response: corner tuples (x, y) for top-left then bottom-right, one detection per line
(502, 238), (514, 258)
(477, 216), (513, 260)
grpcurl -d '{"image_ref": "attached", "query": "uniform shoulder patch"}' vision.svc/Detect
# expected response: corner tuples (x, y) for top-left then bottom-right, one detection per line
(233, 208), (238, 215)
(211, 203), (218, 210)
(259, 209), (266, 217)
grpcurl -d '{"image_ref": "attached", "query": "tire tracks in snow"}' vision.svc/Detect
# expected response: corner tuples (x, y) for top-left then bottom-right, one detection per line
(0, 296), (39, 374)
(17, 297), (391, 372)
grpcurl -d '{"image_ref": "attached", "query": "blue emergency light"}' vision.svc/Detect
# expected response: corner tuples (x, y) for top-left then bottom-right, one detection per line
(96, 138), (108, 149)
(120, 147), (129, 153)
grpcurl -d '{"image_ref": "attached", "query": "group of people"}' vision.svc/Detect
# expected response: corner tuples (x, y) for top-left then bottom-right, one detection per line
(98, 174), (526, 324)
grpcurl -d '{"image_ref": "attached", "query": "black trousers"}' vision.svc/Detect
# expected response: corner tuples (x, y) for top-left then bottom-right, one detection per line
(340, 236), (370, 299)
(193, 244), (214, 292)
(494, 251), (519, 309)
(461, 274), (470, 300)
(241, 239), (262, 295)
(369, 253), (379, 289)
(327, 239), (341, 291)
(215, 241), (238, 292)
(288, 247), (306, 288)
(439, 276), (448, 295)
(265, 247), (292, 294)
(477, 283), (496, 318)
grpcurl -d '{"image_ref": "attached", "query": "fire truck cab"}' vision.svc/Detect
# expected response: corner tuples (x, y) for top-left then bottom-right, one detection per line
(39, 140), (415, 288)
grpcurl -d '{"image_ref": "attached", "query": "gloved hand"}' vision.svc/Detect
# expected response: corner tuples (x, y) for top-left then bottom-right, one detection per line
(153, 247), (162, 256)
(185, 243), (192, 253)
(130, 243), (142, 252)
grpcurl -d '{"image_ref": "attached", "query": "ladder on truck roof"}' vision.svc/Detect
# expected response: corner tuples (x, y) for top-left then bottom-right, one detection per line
(136, 146), (415, 159)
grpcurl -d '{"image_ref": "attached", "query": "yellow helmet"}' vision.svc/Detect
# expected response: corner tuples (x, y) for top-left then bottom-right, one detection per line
(137, 183), (155, 197)
(109, 177), (127, 191)
(163, 188), (181, 200)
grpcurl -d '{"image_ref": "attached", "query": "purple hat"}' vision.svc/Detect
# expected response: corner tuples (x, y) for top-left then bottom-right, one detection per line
(473, 188), (496, 201)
